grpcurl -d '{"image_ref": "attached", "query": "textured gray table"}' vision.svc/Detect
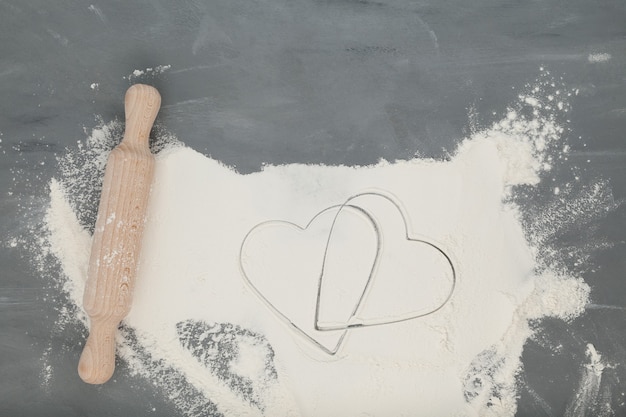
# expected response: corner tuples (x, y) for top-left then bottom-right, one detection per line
(1, 1), (625, 416)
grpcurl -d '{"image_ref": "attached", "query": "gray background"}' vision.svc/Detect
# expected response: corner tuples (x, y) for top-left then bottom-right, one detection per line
(1, 0), (625, 416)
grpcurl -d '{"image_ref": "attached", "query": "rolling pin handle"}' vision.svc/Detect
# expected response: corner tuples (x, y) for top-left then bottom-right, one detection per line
(77, 319), (118, 384)
(122, 84), (161, 146)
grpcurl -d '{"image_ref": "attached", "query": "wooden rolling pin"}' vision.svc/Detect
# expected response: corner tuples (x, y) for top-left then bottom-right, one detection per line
(78, 84), (161, 384)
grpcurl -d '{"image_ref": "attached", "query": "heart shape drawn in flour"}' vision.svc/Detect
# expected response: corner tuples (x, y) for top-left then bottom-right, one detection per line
(314, 192), (456, 332)
(239, 191), (456, 355)
(239, 204), (380, 354)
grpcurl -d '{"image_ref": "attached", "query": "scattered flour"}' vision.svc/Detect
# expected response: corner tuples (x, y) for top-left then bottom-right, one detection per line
(42, 75), (604, 416)
(126, 65), (172, 81)
(87, 5), (106, 23)
(565, 344), (607, 417)
(587, 53), (612, 63)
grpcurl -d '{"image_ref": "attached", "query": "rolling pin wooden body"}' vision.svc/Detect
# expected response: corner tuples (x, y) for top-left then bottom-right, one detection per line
(78, 84), (161, 384)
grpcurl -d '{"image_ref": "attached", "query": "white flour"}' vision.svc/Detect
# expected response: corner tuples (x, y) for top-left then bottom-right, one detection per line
(565, 344), (607, 417)
(587, 53), (612, 63)
(44, 77), (598, 416)
(125, 65), (172, 82)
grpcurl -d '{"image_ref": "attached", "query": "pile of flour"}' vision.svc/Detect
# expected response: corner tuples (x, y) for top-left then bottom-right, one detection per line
(44, 77), (598, 416)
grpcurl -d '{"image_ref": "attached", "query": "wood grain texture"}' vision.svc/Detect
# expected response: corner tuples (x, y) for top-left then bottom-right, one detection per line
(78, 84), (161, 384)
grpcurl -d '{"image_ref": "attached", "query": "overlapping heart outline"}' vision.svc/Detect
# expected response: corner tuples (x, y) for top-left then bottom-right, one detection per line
(239, 203), (378, 355)
(238, 191), (456, 355)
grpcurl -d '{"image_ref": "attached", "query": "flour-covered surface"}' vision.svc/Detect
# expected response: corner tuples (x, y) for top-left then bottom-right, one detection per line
(34, 75), (614, 416)
(1, 1), (626, 417)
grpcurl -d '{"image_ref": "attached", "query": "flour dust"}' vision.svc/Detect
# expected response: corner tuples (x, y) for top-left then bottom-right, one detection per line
(37, 73), (617, 416)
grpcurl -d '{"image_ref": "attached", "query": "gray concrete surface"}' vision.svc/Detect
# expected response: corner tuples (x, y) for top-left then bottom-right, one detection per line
(1, 0), (625, 416)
